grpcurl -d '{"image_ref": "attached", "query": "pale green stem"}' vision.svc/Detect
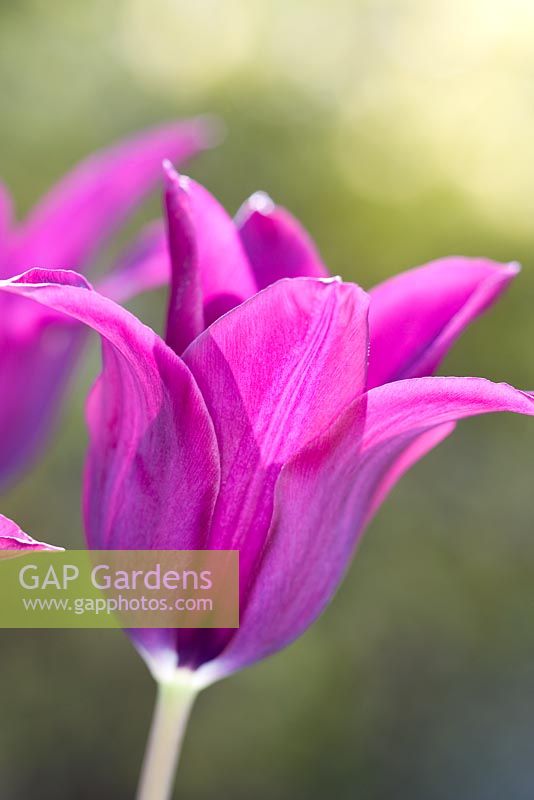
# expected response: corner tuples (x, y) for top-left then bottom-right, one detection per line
(136, 679), (198, 800)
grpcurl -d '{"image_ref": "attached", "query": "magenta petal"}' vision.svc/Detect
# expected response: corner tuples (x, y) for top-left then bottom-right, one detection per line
(363, 375), (534, 446)
(236, 192), (330, 289)
(0, 121), (216, 489)
(211, 401), (367, 679)
(8, 118), (215, 274)
(212, 376), (534, 678)
(0, 269), (220, 552)
(367, 258), (519, 389)
(163, 165), (257, 354)
(0, 300), (85, 490)
(178, 277), (369, 669)
(96, 223), (169, 303)
(183, 276), (369, 551)
(0, 513), (62, 552)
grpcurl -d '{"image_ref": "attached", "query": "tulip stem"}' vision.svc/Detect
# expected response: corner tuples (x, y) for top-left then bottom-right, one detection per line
(136, 677), (198, 800)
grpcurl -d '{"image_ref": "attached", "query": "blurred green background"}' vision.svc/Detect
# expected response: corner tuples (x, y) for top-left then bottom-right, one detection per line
(2, 1), (534, 797)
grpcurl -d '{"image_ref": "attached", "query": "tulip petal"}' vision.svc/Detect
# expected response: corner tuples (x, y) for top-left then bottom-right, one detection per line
(0, 269), (220, 553)
(203, 402), (366, 680)
(0, 218), (172, 490)
(0, 123), (215, 489)
(179, 276), (369, 668)
(211, 376), (534, 678)
(8, 118), (215, 274)
(236, 192), (330, 288)
(363, 376), (534, 447)
(367, 258), (519, 389)
(96, 223), (169, 304)
(184, 276), (369, 550)
(0, 300), (85, 490)
(163, 165), (257, 354)
(0, 513), (62, 553)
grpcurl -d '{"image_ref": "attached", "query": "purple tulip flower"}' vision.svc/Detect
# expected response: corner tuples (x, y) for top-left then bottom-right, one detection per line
(2, 168), (533, 799)
(0, 168), (531, 686)
(0, 119), (216, 490)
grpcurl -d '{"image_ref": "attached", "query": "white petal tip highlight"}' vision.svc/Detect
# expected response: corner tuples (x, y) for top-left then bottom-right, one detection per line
(247, 191), (275, 215)
(506, 261), (521, 275)
(319, 275), (343, 284)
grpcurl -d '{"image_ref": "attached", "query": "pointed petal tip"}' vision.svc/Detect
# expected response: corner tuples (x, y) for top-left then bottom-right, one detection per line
(234, 192), (275, 226)
(471, 257), (521, 280)
(440, 255), (521, 279)
(236, 195), (331, 287)
(0, 514), (64, 554)
(248, 191), (275, 215)
(367, 255), (523, 388)
(162, 159), (180, 183)
(33, 541), (65, 553)
(506, 260), (521, 276)
(163, 162), (192, 195)
(6, 116), (221, 280)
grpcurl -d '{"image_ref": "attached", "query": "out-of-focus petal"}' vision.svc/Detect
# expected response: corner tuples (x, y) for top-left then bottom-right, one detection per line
(0, 122), (216, 488)
(0, 268), (221, 553)
(180, 276), (369, 668)
(164, 164), (256, 354)
(96, 222), (169, 304)
(367, 258), (519, 389)
(0, 298), (85, 491)
(8, 118), (216, 274)
(0, 513), (62, 553)
(210, 375), (534, 679)
(236, 192), (330, 289)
